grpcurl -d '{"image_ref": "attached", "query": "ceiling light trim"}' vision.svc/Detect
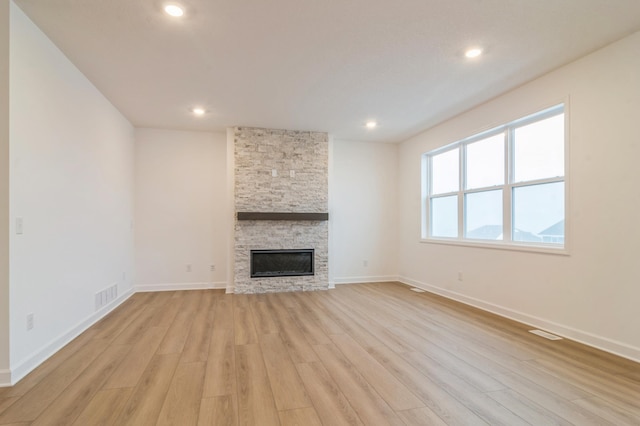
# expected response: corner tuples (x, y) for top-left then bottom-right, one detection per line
(465, 48), (483, 59)
(164, 4), (184, 17)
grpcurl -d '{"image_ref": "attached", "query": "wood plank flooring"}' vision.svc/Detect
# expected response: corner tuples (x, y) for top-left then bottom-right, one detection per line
(0, 282), (638, 425)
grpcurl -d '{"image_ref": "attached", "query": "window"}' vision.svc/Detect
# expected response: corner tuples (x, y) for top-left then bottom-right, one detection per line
(423, 105), (566, 249)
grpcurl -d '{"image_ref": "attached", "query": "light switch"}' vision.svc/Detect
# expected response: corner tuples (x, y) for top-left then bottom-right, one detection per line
(16, 217), (23, 235)
(290, 170), (295, 178)
(272, 169), (278, 177)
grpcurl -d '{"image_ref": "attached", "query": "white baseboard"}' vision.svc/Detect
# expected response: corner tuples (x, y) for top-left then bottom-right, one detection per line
(135, 281), (227, 292)
(398, 276), (640, 364)
(332, 275), (399, 285)
(225, 286), (235, 294)
(7, 288), (135, 386)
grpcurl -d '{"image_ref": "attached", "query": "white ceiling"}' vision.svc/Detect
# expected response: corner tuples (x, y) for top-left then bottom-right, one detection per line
(14, 0), (640, 143)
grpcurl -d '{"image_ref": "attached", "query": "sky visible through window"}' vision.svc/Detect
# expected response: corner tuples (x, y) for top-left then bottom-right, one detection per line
(431, 148), (458, 195)
(514, 115), (564, 183)
(513, 182), (564, 241)
(466, 134), (504, 189)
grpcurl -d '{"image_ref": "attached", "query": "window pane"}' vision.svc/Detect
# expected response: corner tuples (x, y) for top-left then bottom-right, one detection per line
(431, 148), (459, 195)
(465, 133), (504, 190)
(431, 196), (458, 238)
(513, 182), (564, 244)
(514, 113), (564, 182)
(465, 190), (503, 240)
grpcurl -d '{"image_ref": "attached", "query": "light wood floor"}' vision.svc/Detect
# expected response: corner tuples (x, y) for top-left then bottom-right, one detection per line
(0, 282), (638, 425)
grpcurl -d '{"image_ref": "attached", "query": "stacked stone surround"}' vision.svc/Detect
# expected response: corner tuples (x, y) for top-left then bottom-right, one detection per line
(233, 127), (329, 294)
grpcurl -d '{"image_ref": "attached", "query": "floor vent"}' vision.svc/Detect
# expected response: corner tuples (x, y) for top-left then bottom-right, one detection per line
(529, 329), (563, 340)
(410, 287), (426, 293)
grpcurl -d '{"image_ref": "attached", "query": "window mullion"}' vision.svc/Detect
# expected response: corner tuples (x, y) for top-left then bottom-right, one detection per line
(504, 129), (513, 242)
(511, 176), (564, 188)
(422, 155), (430, 239)
(458, 145), (464, 239)
(430, 190), (459, 198)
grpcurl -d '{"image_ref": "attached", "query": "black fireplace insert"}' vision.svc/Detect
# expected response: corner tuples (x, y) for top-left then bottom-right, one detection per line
(250, 249), (314, 278)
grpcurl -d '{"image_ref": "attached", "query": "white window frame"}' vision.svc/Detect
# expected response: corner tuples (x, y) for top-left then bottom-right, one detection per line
(421, 104), (568, 254)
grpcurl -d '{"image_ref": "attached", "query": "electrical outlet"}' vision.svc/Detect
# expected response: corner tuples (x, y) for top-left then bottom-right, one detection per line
(363, 260), (368, 267)
(290, 170), (295, 178)
(271, 169), (278, 177)
(16, 217), (24, 235)
(186, 264), (192, 272)
(210, 264), (216, 272)
(458, 271), (463, 281)
(27, 313), (34, 330)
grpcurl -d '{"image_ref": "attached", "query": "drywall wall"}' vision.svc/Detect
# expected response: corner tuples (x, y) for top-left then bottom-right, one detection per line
(330, 139), (398, 284)
(9, 2), (135, 381)
(134, 128), (228, 291)
(0, 1), (10, 384)
(397, 30), (640, 361)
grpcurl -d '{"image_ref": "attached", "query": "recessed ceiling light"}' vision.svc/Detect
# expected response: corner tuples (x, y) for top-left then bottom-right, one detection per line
(164, 5), (184, 17)
(465, 48), (483, 59)
(366, 121), (377, 129)
(192, 107), (205, 116)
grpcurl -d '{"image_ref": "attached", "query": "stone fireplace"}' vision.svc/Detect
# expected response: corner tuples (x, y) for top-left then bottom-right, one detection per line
(233, 127), (329, 294)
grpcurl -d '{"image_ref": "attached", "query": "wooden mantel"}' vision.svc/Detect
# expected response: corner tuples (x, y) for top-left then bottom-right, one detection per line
(236, 212), (329, 221)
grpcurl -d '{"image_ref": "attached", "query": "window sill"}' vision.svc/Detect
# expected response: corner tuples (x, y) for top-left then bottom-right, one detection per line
(419, 238), (569, 256)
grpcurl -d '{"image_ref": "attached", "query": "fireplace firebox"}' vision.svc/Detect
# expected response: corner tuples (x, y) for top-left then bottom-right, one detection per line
(250, 249), (314, 278)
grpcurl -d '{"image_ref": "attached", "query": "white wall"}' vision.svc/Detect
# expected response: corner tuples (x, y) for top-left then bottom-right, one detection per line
(330, 139), (398, 284)
(0, 0), (10, 383)
(8, 2), (135, 383)
(397, 31), (640, 361)
(134, 128), (228, 291)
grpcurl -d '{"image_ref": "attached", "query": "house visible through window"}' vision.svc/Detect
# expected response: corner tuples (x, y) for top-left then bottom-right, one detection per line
(422, 104), (565, 248)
